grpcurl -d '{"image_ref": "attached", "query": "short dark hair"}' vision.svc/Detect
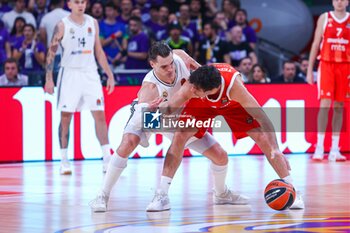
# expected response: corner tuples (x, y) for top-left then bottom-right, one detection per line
(148, 42), (172, 61)
(189, 65), (221, 91)
(23, 23), (35, 32)
(4, 58), (19, 69)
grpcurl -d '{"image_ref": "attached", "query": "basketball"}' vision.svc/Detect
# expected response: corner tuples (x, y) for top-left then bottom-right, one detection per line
(264, 179), (296, 211)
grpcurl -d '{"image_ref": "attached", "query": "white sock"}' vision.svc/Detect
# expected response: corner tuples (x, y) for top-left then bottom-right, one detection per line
(331, 135), (340, 151)
(210, 163), (228, 195)
(102, 153), (128, 196)
(282, 175), (293, 185)
(158, 176), (172, 194)
(101, 144), (113, 157)
(316, 133), (325, 148)
(60, 149), (68, 161)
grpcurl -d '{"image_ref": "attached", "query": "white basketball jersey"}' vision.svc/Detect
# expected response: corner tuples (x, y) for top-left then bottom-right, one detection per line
(142, 54), (190, 100)
(60, 14), (97, 70)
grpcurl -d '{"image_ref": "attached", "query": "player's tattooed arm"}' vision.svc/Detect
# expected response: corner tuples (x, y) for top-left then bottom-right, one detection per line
(45, 21), (64, 94)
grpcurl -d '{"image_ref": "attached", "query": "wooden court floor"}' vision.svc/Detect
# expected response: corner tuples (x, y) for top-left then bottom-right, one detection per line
(0, 154), (349, 233)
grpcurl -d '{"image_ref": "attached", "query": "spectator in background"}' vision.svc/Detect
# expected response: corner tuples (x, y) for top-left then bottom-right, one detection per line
(166, 23), (192, 56)
(29, 0), (49, 27)
(144, 6), (165, 41)
(189, 0), (203, 36)
(1, 0), (36, 33)
(0, 20), (11, 67)
(122, 16), (150, 69)
(99, 2), (126, 66)
(213, 11), (230, 40)
(222, 0), (240, 29)
(134, 0), (151, 23)
(0, 1), (12, 19)
(117, 0), (133, 26)
(90, 1), (104, 22)
(197, 22), (230, 65)
(227, 25), (257, 67)
(297, 57), (309, 81)
(237, 57), (252, 83)
(12, 24), (46, 75)
(234, 8), (257, 49)
(0, 58), (28, 86)
(273, 61), (306, 83)
(178, 4), (200, 49)
(9, 17), (25, 52)
(156, 5), (170, 40)
(250, 64), (271, 83)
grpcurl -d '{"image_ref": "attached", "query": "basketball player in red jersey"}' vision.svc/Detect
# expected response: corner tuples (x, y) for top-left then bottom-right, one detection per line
(307, 0), (349, 162)
(147, 64), (305, 210)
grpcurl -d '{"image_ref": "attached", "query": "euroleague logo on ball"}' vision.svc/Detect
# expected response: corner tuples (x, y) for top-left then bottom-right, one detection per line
(264, 179), (296, 211)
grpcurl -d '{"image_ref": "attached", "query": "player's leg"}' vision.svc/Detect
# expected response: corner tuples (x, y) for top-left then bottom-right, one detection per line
(314, 61), (333, 160)
(146, 130), (194, 212)
(189, 134), (249, 205)
(91, 110), (113, 172)
(59, 111), (73, 175)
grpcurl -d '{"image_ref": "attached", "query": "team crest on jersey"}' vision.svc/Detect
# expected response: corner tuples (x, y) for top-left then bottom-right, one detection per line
(96, 98), (103, 106)
(162, 91), (168, 98)
(221, 97), (228, 104)
(88, 27), (92, 36)
(69, 28), (75, 39)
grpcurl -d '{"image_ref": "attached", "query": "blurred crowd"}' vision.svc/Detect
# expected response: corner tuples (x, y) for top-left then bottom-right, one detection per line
(0, 0), (310, 86)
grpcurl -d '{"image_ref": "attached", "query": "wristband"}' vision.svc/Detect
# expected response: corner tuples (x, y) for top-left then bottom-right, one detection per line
(110, 33), (117, 40)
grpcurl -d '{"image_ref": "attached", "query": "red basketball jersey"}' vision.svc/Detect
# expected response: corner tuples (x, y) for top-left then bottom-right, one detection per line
(202, 63), (241, 109)
(320, 12), (350, 63)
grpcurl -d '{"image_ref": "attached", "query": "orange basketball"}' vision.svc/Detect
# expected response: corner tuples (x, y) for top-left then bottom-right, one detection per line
(264, 179), (296, 211)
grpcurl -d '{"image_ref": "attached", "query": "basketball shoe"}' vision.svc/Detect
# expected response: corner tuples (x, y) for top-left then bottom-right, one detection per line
(214, 187), (250, 205)
(90, 191), (109, 212)
(60, 160), (72, 175)
(312, 145), (324, 161)
(328, 148), (346, 162)
(146, 190), (170, 212)
(289, 191), (305, 209)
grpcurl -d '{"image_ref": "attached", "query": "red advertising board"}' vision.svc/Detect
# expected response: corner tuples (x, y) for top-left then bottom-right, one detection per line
(0, 84), (348, 162)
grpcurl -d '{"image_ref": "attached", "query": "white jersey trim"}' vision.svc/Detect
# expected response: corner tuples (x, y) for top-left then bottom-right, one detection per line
(330, 11), (349, 24)
(226, 72), (240, 100)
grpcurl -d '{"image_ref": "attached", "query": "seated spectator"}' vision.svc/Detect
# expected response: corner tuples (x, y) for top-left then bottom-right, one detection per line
(222, 0), (240, 29)
(144, 6), (166, 41)
(29, 0), (49, 27)
(12, 24), (46, 75)
(0, 19), (11, 66)
(273, 61), (306, 83)
(178, 4), (200, 49)
(227, 25), (257, 67)
(135, 0), (151, 23)
(234, 8), (257, 49)
(117, 0), (133, 26)
(1, 0), (36, 32)
(213, 11), (230, 40)
(297, 57), (309, 81)
(250, 64), (271, 83)
(122, 16), (150, 69)
(237, 57), (252, 83)
(166, 23), (193, 55)
(197, 22), (230, 65)
(156, 5), (170, 40)
(0, 58), (28, 86)
(99, 2), (126, 66)
(9, 16), (25, 51)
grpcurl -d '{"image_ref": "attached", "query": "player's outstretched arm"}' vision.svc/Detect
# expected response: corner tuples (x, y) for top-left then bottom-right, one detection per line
(93, 19), (115, 95)
(229, 76), (280, 152)
(44, 21), (64, 94)
(173, 49), (201, 70)
(307, 13), (325, 84)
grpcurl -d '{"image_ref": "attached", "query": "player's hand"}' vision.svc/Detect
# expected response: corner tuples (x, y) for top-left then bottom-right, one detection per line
(306, 70), (314, 85)
(44, 79), (54, 94)
(149, 97), (164, 110)
(106, 75), (115, 95)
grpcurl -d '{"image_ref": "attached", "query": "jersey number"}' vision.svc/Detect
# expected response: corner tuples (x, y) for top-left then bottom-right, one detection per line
(78, 37), (86, 47)
(336, 28), (342, 37)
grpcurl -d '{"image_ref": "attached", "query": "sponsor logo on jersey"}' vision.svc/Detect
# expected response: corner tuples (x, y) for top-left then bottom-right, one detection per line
(69, 28), (75, 39)
(88, 27), (92, 36)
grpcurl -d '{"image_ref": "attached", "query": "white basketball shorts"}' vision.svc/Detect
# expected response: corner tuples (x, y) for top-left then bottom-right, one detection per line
(57, 67), (104, 112)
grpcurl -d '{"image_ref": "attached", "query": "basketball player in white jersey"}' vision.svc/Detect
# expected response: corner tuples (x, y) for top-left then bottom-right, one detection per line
(44, 0), (115, 174)
(90, 42), (249, 212)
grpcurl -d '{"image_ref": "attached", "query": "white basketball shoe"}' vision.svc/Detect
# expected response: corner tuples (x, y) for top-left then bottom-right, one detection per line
(146, 190), (170, 212)
(214, 187), (250, 205)
(90, 192), (109, 212)
(328, 148), (346, 162)
(312, 145), (324, 161)
(289, 191), (305, 209)
(60, 160), (72, 175)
